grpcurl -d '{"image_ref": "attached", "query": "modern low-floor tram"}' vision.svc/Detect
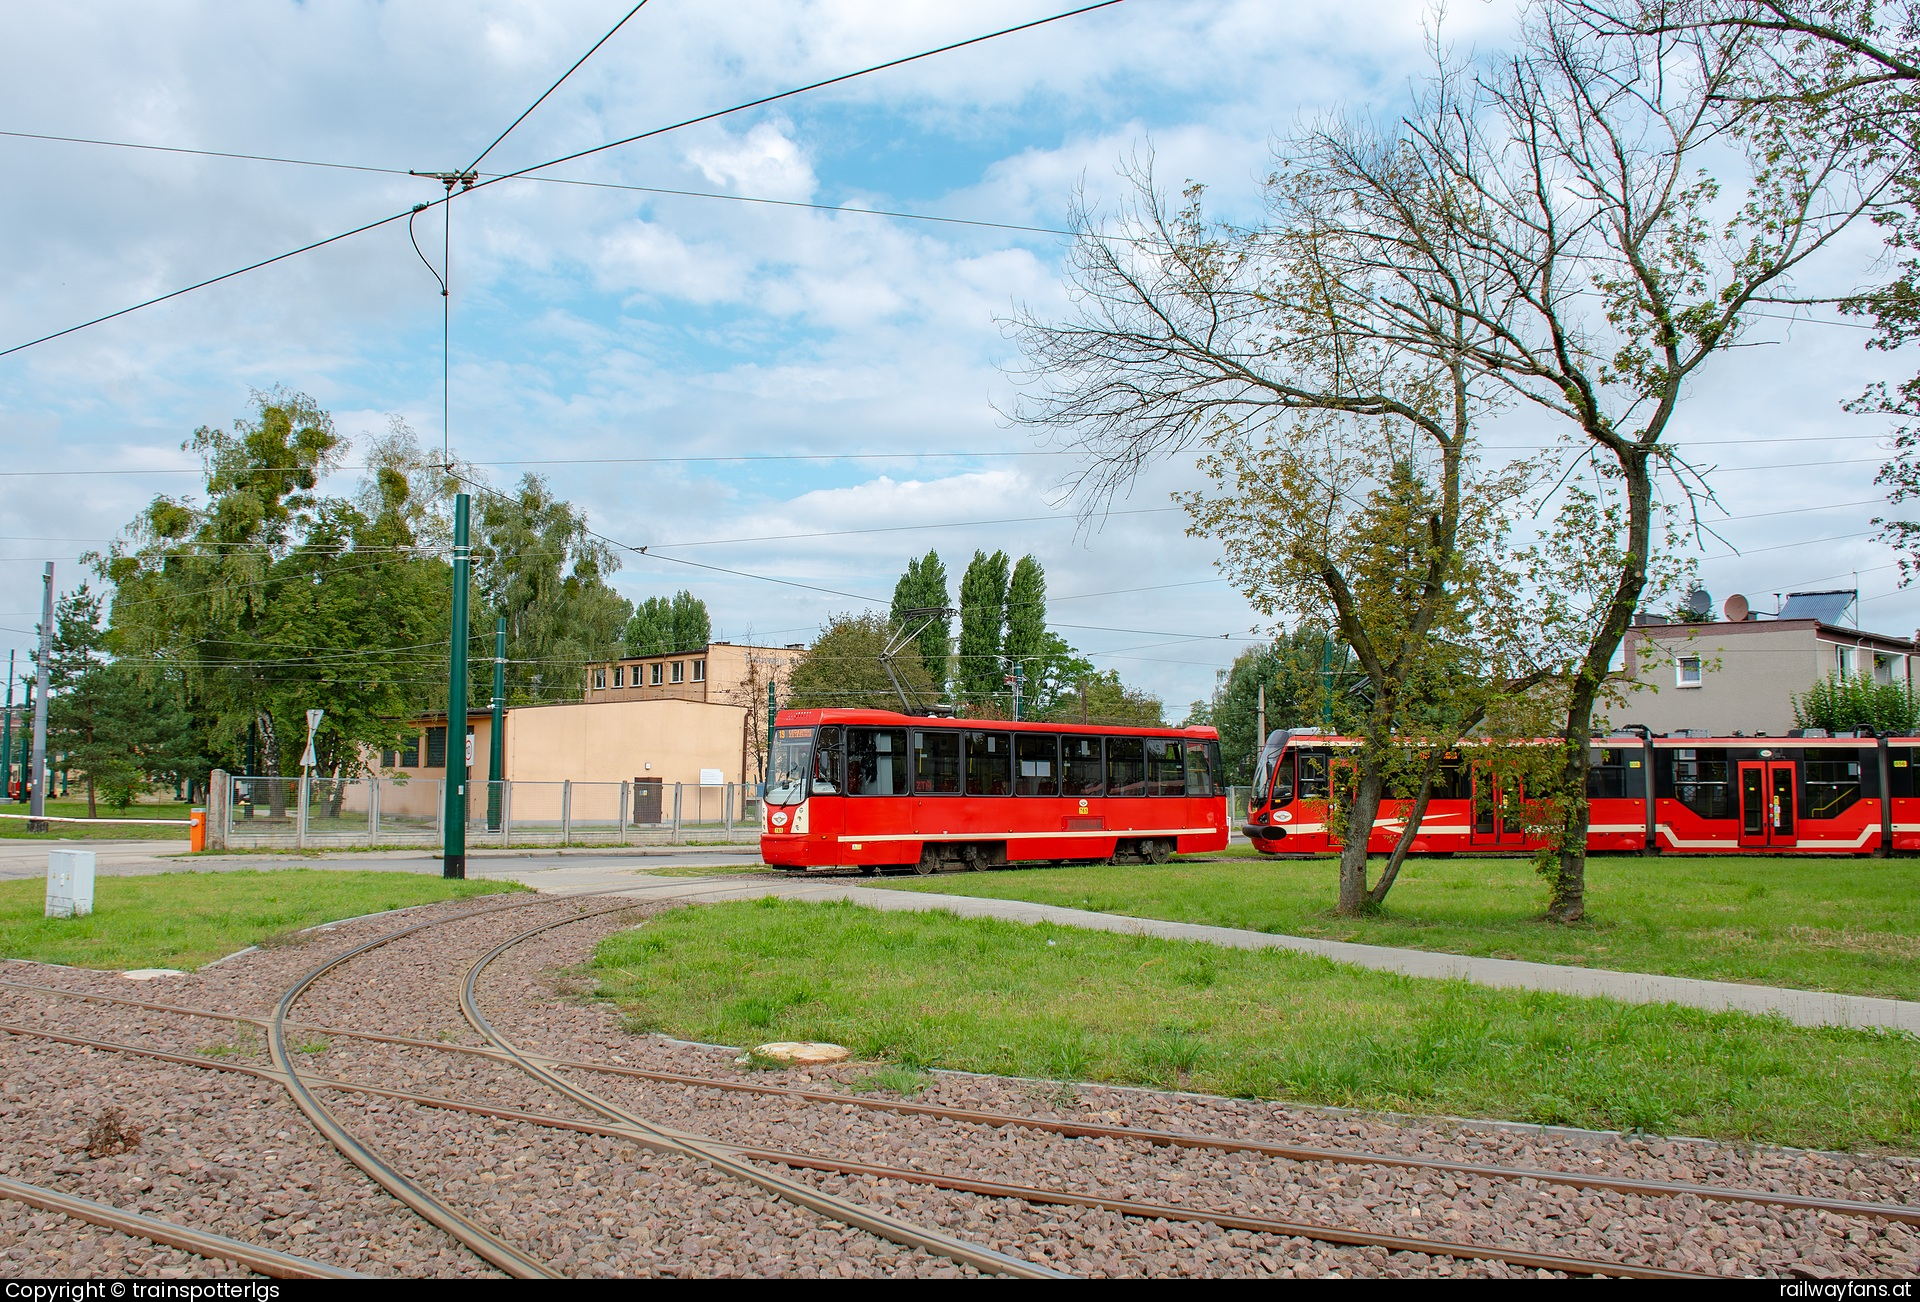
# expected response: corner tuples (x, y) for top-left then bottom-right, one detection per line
(760, 708), (1231, 872)
(1243, 729), (1920, 857)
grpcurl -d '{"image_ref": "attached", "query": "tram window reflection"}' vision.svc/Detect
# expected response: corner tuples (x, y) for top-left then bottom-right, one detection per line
(1106, 737), (1146, 796)
(848, 728), (910, 796)
(812, 725), (843, 795)
(1062, 736), (1104, 797)
(965, 731), (1013, 796)
(1016, 734), (1059, 796)
(913, 730), (961, 794)
(1146, 739), (1185, 796)
(1183, 740), (1217, 797)
(1295, 751), (1329, 802)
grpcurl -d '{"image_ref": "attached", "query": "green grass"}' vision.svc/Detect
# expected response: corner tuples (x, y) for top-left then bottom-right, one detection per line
(874, 855), (1920, 1001)
(0, 869), (525, 971)
(0, 799), (192, 840)
(591, 898), (1920, 1152)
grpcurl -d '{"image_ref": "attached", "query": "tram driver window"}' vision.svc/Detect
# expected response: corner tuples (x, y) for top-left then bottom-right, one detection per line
(1106, 737), (1146, 796)
(847, 728), (909, 796)
(965, 731), (1013, 796)
(1183, 740), (1218, 797)
(913, 730), (961, 794)
(1146, 739), (1186, 796)
(1016, 734), (1059, 797)
(1061, 736), (1104, 797)
(811, 725), (843, 795)
(1267, 751), (1297, 804)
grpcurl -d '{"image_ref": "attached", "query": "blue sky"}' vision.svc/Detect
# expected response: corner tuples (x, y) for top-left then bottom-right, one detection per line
(1, 0), (1914, 714)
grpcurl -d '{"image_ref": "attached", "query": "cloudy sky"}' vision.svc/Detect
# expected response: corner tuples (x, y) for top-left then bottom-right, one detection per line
(0, 0), (1911, 715)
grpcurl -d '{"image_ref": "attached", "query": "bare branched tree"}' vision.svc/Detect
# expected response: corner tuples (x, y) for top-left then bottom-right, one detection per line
(1011, 13), (1888, 920)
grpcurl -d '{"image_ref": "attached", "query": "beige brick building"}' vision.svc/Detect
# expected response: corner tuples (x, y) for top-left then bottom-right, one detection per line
(1620, 614), (1916, 736)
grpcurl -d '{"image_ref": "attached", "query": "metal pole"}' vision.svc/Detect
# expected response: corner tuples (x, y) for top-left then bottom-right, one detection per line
(443, 493), (471, 878)
(672, 782), (682, 844)
(561, 779), (572, 845)
(29, 563), (52, 831)
(18, 681), (33, 810)
(297, 772), (309, 850)
(2, 649), (13, 802)
(619, 781), (628, 846)
(487, 616), (505, 831)
(1257, 684), (1266, 754)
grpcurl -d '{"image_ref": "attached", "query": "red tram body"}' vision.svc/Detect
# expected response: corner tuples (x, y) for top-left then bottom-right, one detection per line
(760, 708), (1231, 872)
(1244, 729), (1919, 857)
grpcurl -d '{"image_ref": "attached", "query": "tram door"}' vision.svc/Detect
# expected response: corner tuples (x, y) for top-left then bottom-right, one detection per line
(1737, 761), (1797, 848)
(1468, 765), (1526, 847)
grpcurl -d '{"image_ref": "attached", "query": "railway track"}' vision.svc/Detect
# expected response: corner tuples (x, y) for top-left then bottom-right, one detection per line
(1, 894), (1910, 1277)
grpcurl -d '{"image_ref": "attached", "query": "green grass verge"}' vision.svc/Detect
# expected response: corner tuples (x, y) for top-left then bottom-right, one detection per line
(0, 869), (524, 970)
(591, 898), (1920, 1152)
(875, 855), (1920, 1001)
(0, 799), (192, 840)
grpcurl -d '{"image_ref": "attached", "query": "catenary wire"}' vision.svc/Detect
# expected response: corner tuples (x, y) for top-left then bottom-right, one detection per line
(464, 1), (653, 174)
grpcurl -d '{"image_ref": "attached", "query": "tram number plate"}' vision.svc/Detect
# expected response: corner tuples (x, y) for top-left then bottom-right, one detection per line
(1065, 816), (1104, 831)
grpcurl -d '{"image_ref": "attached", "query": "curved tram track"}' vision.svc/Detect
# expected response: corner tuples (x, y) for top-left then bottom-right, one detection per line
(0, 891), (1911, 1277)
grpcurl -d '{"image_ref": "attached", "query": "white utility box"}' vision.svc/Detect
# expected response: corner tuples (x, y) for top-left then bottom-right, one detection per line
(46, 849), (96, 918)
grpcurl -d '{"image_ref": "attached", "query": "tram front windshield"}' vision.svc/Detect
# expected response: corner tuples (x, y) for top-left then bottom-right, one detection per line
(1250, 732), (1286, 805)
(767, 727), (814, 806)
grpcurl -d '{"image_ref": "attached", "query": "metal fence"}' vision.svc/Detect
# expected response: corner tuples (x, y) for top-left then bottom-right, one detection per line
(220, 775), (763, 850)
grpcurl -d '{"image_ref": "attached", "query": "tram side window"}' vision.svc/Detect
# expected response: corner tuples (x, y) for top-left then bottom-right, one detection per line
(1429, 757), (1468, 800)
(965, 731), (1013, 796)
(1107, 737), (1147, 796)
(811, 726), (843, 795)
(1183, 740), (1219, 797)
(847, 728), (909, 796)
(1893, 748), (1920, 799)
(1586, 747), (1633, 799)
(913, 730), (962, 794)
(1803, 759), (1863, 821)
(1267, 752), (1297, 805)
(1145, 739), (1186, 796)
(1671, 748), (1734, 821)
(1062, 736), (1104, 797)
(1016, 734), (1059, 797)
(1295, 751), (1330, 802)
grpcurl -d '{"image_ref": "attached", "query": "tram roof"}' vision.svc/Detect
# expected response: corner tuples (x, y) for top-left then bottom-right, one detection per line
(773, 706), (1219, 739)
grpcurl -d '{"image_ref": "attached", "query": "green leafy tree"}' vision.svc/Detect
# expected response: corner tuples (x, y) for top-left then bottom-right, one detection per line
(890, 550), (952, 691)
(1004, 556), (1047, 713)
(785, 612), (938, 711)
(1199, 632), (1368, 783)
(956, 550), (1010, 708)
(625, 590), (711, 656)
(473, 474), (633, 703)
(1793, 673), (1920, 733)
(1032, 669), (1163, 727)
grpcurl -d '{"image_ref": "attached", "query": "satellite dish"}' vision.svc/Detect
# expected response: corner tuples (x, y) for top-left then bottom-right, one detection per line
(1685, 587), (1712, 619)
(1724, 593), (1750, 622)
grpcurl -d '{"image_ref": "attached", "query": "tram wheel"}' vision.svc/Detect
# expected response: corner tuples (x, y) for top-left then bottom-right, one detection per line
(1146, 839), (1173, 865)
(913, 852), (938, 875)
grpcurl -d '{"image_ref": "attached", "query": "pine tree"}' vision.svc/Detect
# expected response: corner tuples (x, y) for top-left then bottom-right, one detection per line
(957, 550), (1010, 708)
(889, 550), (951, 690)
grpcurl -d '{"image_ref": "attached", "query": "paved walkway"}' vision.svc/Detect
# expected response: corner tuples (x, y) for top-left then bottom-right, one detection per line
(0, 840), (762, 881)
(514, 866), (1920, 1036)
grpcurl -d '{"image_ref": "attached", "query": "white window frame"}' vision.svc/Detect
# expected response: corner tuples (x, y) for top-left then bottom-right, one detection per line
(692, 659), (705, 683)
(612, 666), (624, 688)
(650, 662), (663, 686)
(1676, 655), (1702, 688)
(671, 660), (685, 684)
(592, 668), (607, 691)
(1836, 645), (1852, 678)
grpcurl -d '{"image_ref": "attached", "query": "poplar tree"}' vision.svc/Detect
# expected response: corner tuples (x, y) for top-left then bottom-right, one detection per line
(956, 550), (1010, 708)
(1004, 555), (1047, 713)
(889, 550), (952, 691)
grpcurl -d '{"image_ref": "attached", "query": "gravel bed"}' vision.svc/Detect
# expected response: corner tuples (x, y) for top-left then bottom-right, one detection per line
(4, 891), (1918, 1278)
(0, 1202), (258, 1278)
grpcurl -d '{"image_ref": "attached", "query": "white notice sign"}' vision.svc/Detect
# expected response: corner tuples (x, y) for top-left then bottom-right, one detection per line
(699, 768), (724, 786)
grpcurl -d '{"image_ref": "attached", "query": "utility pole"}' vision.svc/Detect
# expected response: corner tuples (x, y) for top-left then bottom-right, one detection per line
(487, 616), (506, 831)
(16, 681), (31, 809)
(29, 563), (52, 832)
(443, 493), (472, 878)
(1079, 677), (1088, 725)
(2, 649), (13, 802)
(1007, 664), (1025, 721)
(1257, 683), (1266, 751)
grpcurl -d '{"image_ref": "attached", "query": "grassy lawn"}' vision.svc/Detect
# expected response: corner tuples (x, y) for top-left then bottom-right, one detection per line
(591, 898), (1920, 1152)
(0, 870), (524, 971)
(0, 799), (192, 841)
(873, 855), (1920, 1001)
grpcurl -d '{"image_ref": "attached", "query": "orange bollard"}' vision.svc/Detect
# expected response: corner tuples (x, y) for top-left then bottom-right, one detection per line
(189, 808), (206, 852)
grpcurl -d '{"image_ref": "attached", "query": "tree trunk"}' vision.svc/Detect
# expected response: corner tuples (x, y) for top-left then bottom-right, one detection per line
(1551, 451), (1654, 923)
(1367, 759), (1442, 909)
(1335, 759), (1388, 915)
(86, 776), (96, 820)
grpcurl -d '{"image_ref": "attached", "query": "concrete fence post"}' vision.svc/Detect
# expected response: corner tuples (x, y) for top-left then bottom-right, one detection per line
(619, 781), (629, 846)
(296, 774), (309, 850)
(434, 778), (444, 842)
(724, 783), (733, 835)
(369, 778), (380, 845)
(671, 783), (683, 845)
(561, 779), (572, 845)
(206, 769), (229, 850)
(501, 780), (512, 848)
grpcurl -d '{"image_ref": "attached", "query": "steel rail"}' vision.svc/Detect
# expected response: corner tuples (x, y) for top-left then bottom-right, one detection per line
(264, 894), (653, 1279)
(0, 1019), (1717, 1279)
(7, 974), (1914, 1230)
(0, 1172), (368, 1279)
(455, 909), (1067, 1279)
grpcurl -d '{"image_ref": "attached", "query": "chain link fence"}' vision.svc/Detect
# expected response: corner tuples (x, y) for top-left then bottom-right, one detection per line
(217, 775), (763, 850)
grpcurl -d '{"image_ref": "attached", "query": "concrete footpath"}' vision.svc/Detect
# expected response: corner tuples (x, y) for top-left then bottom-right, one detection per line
(520, 865), (1920, 1036)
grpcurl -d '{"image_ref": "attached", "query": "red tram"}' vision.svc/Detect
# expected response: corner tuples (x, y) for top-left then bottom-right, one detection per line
(760, 708), (1231, 872)
(1244, 729), (1918, 857)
